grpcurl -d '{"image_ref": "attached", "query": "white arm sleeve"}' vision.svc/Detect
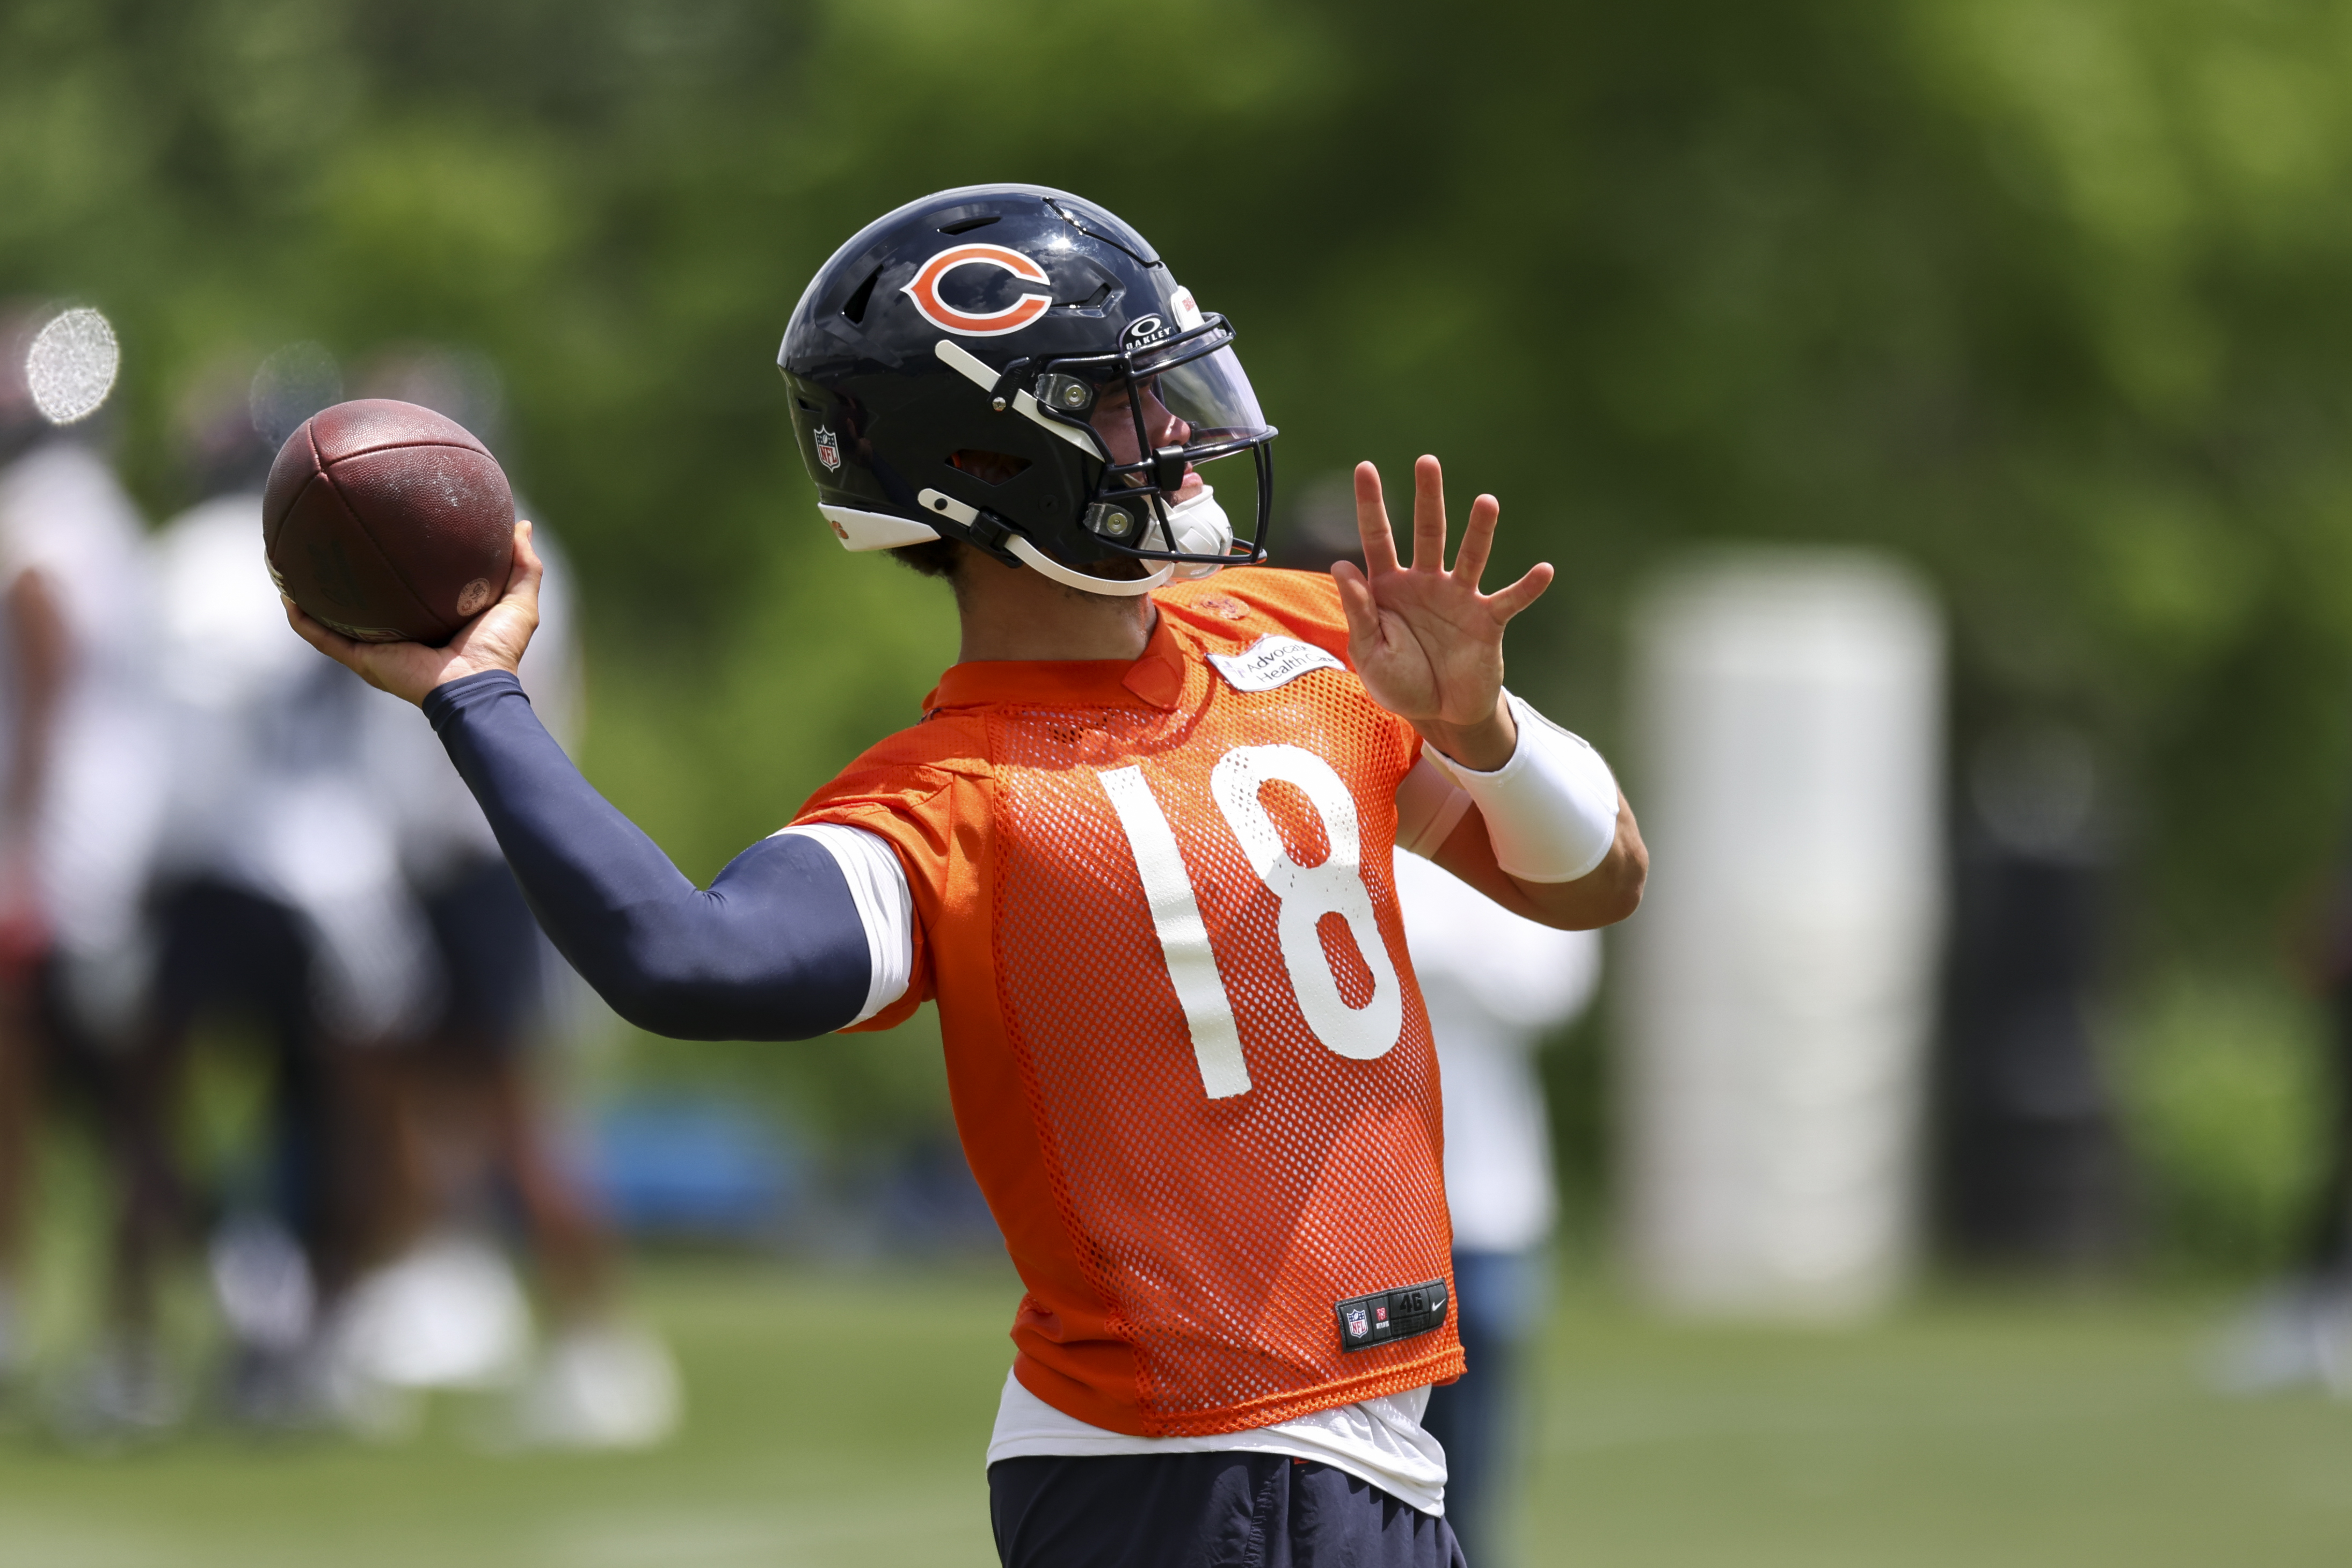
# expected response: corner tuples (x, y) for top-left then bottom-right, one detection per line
(1421, 691), (1621, 883)
(774, 823), (916, 1024)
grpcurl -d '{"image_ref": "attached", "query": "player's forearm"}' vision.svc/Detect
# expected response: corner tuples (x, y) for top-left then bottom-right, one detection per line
(1420, 691), (1645, 930)
(1431, 797), (1646, 929)
(423, 670), (872, 1040)
(1505, 794), (1645, 927)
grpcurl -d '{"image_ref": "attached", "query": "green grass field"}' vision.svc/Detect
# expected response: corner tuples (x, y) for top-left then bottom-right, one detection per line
(0, 1259), (2347, 1567)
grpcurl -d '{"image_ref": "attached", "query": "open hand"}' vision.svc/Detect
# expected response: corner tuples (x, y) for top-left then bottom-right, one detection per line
(1331, 457), (1553, 770)
(283, 521), (544, 706)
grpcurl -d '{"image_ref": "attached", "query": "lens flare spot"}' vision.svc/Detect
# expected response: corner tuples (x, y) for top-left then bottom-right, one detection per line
(25, 308), (119, 426)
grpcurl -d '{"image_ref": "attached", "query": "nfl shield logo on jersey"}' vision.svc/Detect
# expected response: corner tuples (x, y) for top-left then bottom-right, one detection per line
(1345, 1307), (1368, 1339)
(814, 427), (841, 472)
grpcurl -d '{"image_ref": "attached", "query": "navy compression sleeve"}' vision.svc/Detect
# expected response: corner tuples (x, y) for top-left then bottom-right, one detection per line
(422, 669), (871, 1040)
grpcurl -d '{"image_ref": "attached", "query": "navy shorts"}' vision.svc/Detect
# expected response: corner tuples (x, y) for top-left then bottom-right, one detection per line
(421, 854), (547, 1055)
(989, 1452), (1466, 1568)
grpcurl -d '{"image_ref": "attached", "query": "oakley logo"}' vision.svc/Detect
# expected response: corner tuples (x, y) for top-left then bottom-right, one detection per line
(902, 244), (1053, 337)
(1124, 313), (1169, 348)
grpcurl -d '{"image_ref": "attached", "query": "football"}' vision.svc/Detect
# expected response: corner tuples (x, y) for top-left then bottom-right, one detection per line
(264, 398), (516, 645)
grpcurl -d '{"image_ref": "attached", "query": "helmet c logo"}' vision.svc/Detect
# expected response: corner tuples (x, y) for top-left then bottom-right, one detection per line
(901, 244), (1053, 337)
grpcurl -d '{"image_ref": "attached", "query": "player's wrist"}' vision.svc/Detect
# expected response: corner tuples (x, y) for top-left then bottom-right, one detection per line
(1414, 691), (1515, 772)
(421, 652), (518, 702)
(1422, 691), (1620, 884)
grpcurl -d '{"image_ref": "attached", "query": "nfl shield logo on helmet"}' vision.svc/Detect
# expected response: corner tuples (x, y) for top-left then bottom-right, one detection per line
(814, 426), (841, 472)
(1345, 1307), (1368, 1339)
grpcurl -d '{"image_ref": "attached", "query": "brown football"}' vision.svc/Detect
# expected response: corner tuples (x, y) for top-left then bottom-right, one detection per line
(264, 398), (516, 645)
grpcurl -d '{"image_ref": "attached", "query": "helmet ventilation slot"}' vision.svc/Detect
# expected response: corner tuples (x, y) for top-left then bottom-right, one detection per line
(948, 449), (1032, 486)
(1043, 198), (1153, 266)
(841, 267), (882, 325)
(936, 214), (1002, 235)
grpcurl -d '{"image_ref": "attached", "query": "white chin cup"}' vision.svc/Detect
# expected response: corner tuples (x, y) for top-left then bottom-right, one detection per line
(1163, 486), (1233, 580)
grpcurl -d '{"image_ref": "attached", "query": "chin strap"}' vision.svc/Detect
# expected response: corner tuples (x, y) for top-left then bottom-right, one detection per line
(915, 489), (1173, 597)
(1005, 536), (1174, 596)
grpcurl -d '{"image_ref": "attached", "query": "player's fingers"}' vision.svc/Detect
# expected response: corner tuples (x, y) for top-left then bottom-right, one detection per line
(506, 520), (545, 602)
(281, 595), (360, 662)
(1330, 559), (1383, 648)
(1410, 455), (1447, 572)
(1353, 462), (1402, 577)
(282, 595), (421, 701)
(1486, 561), (1556, 623)
(1451, 493), (1501, 587)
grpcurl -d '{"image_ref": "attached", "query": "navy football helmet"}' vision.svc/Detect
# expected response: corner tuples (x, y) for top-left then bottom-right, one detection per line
(777, 185), (1277, 595)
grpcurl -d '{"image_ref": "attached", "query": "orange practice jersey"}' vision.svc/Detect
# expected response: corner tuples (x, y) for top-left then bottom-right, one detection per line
(792, 568), (1461, 1437)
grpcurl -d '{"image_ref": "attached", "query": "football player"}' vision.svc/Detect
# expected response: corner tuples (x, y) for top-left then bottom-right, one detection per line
(286, 186), (1645, 1566)
(0, 305), (169, 1410)
(140, 384), (440, 1431)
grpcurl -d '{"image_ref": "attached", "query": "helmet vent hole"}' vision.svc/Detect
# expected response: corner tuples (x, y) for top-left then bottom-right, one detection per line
(936, 214), (1002, 235)
(1064, 281), (1113, 311)
(948, 449), (1032, 487)
(841, 267), (882, 325)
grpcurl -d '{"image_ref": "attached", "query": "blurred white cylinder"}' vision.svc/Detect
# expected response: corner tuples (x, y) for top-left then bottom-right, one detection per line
(1623, 551), (1943, 1319)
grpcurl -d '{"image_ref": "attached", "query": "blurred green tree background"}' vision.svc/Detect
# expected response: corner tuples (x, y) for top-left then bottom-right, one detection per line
(8, 0), (2352, 1268)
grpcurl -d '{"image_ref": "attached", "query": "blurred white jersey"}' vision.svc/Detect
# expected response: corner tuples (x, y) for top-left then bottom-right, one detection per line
(1393, 850), (1600, 1253)
(0, 440), (169, 1033)
(150, 494), (438, 1044)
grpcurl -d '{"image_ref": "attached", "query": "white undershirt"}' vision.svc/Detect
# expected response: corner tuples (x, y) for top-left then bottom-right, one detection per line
(986, 1371), (1448, 1516)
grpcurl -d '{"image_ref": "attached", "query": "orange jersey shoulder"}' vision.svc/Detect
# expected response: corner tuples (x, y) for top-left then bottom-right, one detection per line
(794, 710), (986, 815)
(788, 712), (990, 1031)
(1153, 567), (1353, 662)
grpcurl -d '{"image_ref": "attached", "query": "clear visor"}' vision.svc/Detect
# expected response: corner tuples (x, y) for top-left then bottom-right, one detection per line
(1133, 335), (1268, 441)
(1084, 339), (1270, 481)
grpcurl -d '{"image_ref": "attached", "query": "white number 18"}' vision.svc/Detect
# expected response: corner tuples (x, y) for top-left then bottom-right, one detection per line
(1098, 744), (1402, 1100)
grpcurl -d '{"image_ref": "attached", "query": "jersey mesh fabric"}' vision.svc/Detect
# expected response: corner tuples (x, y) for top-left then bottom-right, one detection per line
(793, 570), (1463, 1438)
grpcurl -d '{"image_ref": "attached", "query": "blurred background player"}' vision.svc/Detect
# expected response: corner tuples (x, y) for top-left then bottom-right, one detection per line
(111, 344), (669, 1443)
(105, 344), (443, 1433)
(1395, 851), (1598, 1566)
(335, 348), (675, 1450)
(0, 303), (168, 1401)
